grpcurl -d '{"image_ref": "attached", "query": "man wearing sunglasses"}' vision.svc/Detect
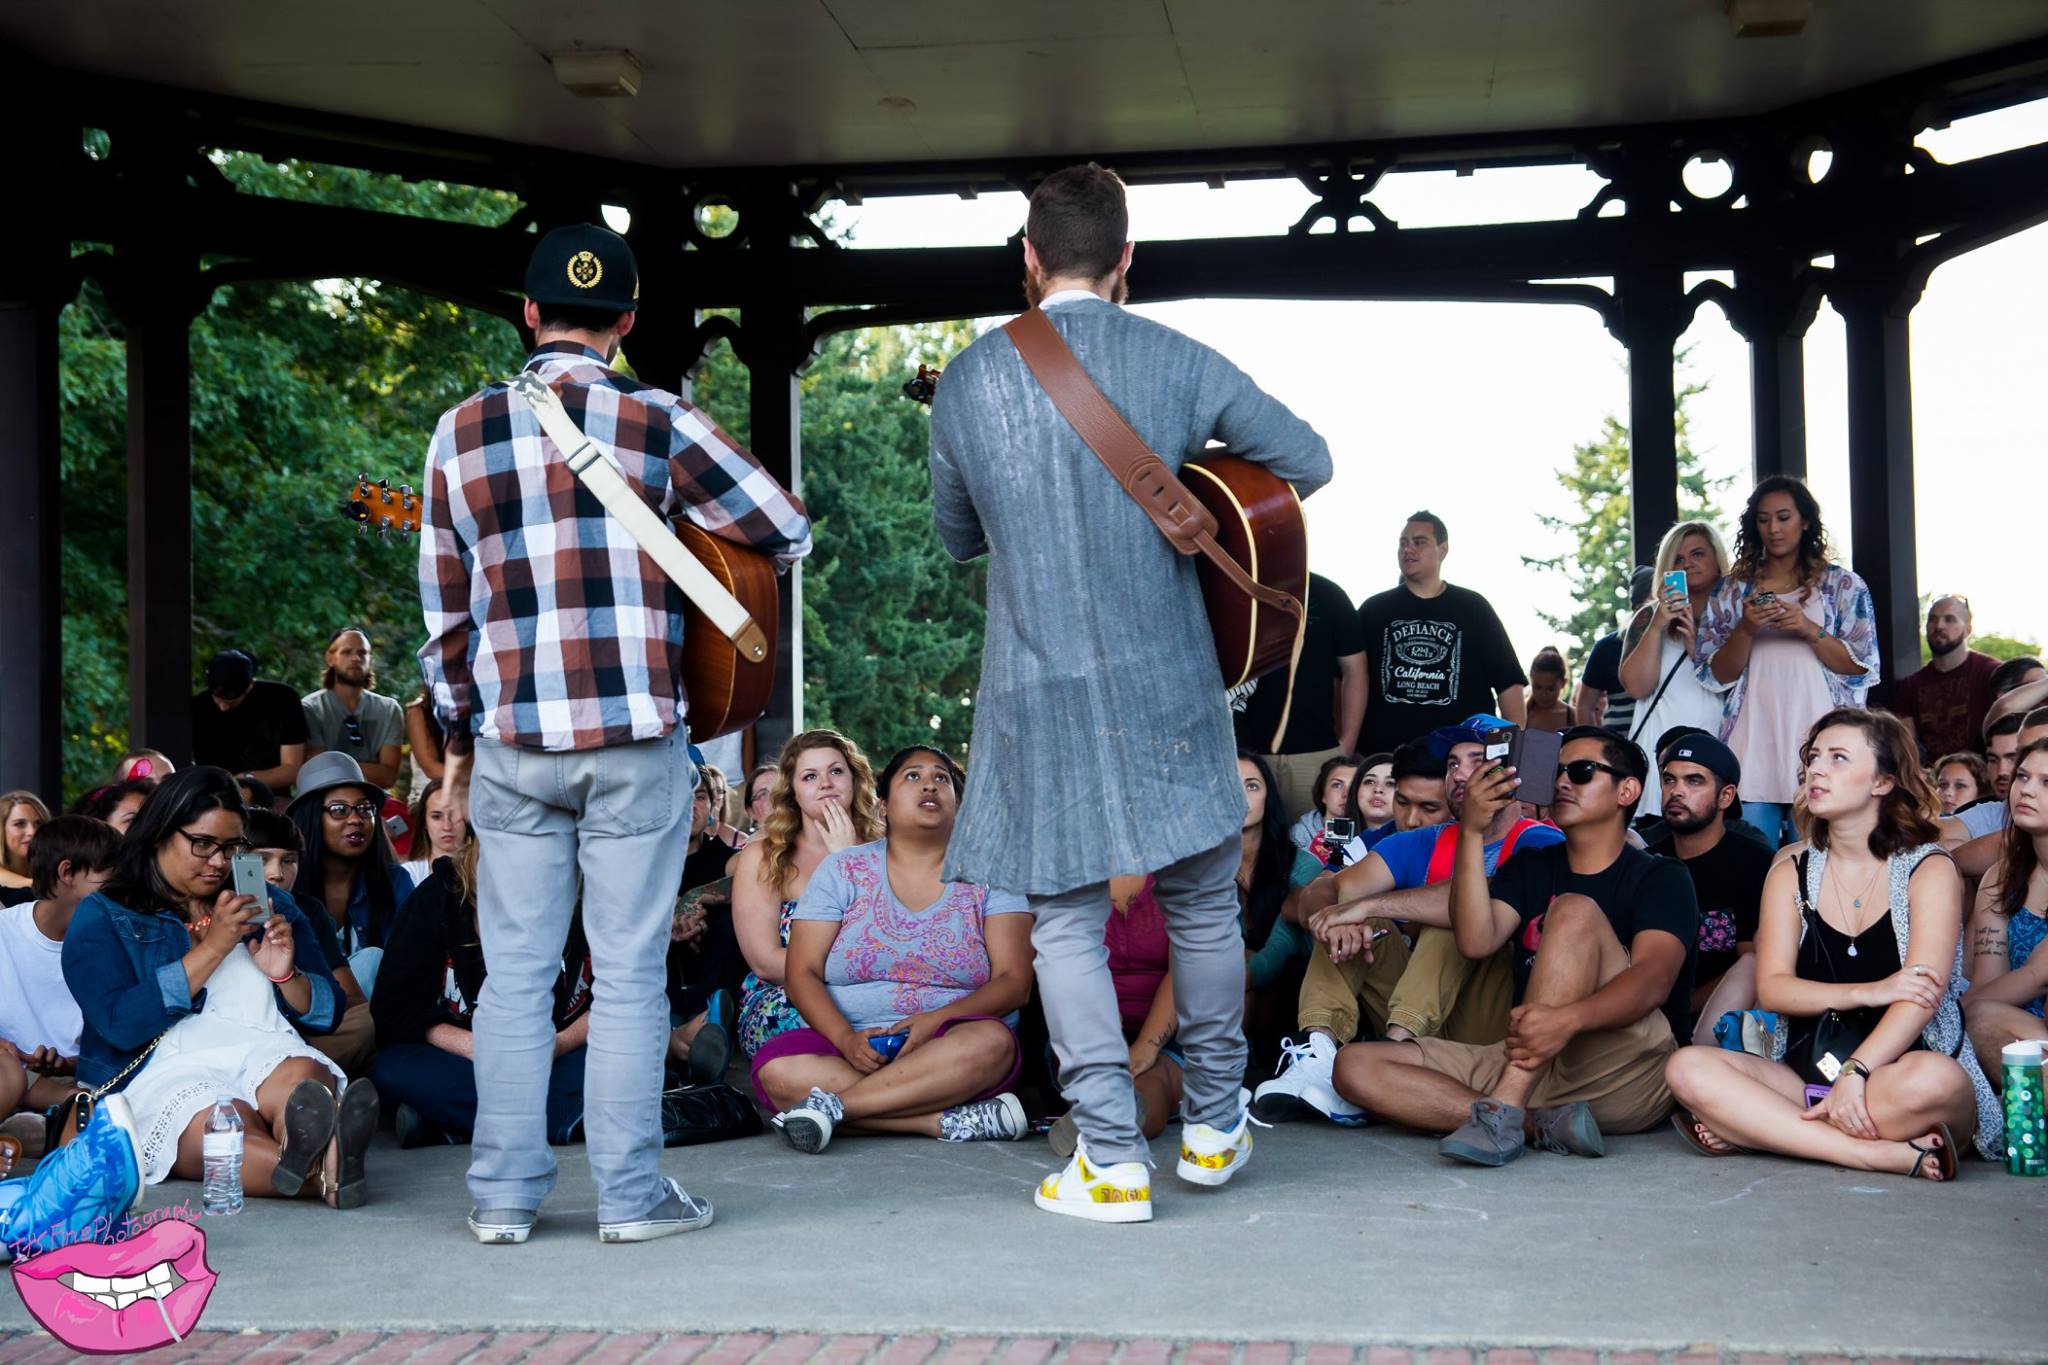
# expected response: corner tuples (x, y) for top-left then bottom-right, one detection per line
(1333, 727), (1698, 1166)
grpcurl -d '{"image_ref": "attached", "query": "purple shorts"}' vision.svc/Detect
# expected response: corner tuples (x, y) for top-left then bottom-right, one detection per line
(748, 1015), (1023, 1109)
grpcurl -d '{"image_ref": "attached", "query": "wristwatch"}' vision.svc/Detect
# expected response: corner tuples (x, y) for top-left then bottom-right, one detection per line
(1843, 1057), (1871, 1082)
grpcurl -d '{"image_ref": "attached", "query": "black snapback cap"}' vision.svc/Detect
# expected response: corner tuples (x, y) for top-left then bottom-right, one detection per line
(525, 223), (639, 312)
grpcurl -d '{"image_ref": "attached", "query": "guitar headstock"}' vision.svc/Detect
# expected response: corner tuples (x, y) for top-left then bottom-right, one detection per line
(339, 473), (422, 537)
(902, 363), (942, 406)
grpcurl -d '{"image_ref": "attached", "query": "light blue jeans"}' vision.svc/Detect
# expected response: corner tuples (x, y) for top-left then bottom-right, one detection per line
(1028, 834), (1245, 1167)
(466, 730), (694, 1222)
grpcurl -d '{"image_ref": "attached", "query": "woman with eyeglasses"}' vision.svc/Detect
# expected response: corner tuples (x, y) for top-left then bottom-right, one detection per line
(61, 767), (377, 1206)
(285, 752), (415, 1003)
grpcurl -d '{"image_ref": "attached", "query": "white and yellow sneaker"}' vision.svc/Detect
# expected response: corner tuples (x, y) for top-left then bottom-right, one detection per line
(1177, 1105), (1254, 1187)
(1032, 1146), (1153, 1224)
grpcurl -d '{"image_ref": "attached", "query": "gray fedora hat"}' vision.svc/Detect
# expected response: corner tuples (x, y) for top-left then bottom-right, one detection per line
(287, 751), (388, 814)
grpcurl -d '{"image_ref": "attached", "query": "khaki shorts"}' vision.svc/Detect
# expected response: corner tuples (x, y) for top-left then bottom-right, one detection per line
(1409, 1009), (1678, 1134)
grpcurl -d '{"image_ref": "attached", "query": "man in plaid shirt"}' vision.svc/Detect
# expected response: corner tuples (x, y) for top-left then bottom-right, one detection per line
(418, 224), (810, 1246)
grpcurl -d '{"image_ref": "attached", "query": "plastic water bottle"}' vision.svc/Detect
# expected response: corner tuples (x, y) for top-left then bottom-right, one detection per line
(2003, 1039), (2046, 1177)
(201, 1098), (245, 1215)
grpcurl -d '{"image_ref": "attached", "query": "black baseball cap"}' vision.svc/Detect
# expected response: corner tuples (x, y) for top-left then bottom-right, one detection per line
(206, 649), (256, 699)
(525, 223), (639, 313)
(1661, 732), (1741, 789)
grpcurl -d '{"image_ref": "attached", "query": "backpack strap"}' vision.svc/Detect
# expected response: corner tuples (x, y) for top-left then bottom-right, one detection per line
(1424, 823), (1462, 884)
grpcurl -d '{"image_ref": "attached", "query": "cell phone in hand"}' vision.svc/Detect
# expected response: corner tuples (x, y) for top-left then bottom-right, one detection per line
(1803, 1084), (1830, 1109)
(1506, 726), (1563, 807)
(231, 852), (271, 923)
(1662, 569), (1687, 601)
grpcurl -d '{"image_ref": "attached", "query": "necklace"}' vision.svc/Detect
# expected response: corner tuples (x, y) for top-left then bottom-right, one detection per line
(1827, 858), (1886, 956)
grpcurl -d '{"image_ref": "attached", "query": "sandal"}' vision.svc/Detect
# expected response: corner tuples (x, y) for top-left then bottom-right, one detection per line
(322, 1079), (379, 1210)
(1670, 1106), (1748, 1157)
(271, 1081), (339, 1198)
(1904, 1123), (1959, 1183)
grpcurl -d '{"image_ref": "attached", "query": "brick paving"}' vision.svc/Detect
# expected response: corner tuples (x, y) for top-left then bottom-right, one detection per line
(0, 1335), (2034, 1364)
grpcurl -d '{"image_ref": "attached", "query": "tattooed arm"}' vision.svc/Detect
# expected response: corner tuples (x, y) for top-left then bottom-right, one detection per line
(1961, 867), (2027, 1009)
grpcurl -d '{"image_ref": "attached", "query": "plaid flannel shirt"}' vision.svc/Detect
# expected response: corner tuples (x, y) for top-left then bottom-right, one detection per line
(418, 343), (812, 754)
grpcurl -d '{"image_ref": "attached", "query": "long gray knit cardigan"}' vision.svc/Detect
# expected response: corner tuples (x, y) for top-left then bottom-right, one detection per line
(928, 298), (1332, 895)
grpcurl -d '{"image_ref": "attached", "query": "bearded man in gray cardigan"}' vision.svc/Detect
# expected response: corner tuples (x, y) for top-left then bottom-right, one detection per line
(929, 163), (1332, 1223)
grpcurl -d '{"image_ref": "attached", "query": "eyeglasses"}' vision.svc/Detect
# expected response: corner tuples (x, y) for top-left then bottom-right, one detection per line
(342, 715), (366, 745)
(1557, 759), (1629, 786)
(322, 800), (380, 822)
(176, 830), (254, 862)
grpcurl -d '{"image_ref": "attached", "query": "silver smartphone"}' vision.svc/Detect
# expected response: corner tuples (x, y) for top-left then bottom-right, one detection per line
(230, 852), (272, 923)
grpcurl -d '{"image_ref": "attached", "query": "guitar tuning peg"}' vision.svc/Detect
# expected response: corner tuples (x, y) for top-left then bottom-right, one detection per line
(378, 478), (390, 491)
(400, 484), (412, 497)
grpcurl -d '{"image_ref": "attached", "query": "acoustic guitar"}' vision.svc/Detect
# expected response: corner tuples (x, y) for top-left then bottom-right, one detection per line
(904, 356), (1308, 694)
(334, 473), (777, 741)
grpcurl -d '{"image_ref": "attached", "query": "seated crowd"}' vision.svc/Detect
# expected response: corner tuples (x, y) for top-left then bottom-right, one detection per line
(1, 479), (2042, 1223)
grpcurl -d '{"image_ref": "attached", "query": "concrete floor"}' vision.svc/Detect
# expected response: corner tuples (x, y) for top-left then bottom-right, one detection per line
(4, 1123), (2043, 1356)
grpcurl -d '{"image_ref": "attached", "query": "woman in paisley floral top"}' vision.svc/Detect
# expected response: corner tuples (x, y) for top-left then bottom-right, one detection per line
(729, 731), (883, 1058)
(1699, 477), (1879, 848)
(756, 746), (1035, 1152)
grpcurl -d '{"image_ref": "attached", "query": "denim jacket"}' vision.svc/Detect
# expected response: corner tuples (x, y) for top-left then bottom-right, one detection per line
(62, 883), (341, 1092)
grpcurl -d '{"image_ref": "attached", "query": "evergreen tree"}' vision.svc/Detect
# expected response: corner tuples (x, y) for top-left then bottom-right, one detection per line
(1522, 375), (1730, 668)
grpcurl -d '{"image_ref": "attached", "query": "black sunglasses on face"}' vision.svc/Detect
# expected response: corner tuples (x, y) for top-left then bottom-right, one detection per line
(323, 800), (380, 821)
(1557, 759), (1629, 785)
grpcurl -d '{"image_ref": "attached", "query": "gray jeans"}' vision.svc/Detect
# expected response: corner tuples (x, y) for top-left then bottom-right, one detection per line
(466, 730), (694, 1222)
(1028, 834), (1245, 1166)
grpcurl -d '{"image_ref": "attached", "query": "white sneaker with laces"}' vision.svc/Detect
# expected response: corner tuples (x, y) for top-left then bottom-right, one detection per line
(1033, 1144), (1153, 1224)
(771, 1087), (844, 1154)
(1177, 1104), (1255, 1187)
(1251, 1033), (1369, 1126)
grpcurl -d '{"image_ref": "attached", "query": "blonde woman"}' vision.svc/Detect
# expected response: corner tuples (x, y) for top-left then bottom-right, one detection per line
(1621, 520), (1732, 816)
(0, 791), (51, 891)
(729, 731), (883, 1058)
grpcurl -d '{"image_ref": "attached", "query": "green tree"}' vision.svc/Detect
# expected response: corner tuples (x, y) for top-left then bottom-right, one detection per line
(59, 154), (525, 798)
(59, 154), (987, 797)
(792, 321), (986, 756)
(1522, 376), (1730, 668)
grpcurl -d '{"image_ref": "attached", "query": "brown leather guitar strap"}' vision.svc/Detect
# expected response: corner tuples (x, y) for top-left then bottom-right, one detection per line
(1003, 307), (1302, 619)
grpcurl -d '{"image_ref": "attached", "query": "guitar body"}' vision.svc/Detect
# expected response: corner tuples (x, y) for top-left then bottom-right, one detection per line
(673, 521), (780, 740)
(1181, 456), (1309, 690)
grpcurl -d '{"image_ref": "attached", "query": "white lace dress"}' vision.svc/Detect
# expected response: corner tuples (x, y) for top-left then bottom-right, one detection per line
(120, 944), (347, 1183)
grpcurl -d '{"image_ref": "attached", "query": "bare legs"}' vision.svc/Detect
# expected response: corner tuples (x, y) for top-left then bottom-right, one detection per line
(1331, 895), (1627, 1131)
(1965, 1000), (2048, 1079)
(167, 1056), (337, 1198)
(1690, 954), (1759, 1046)
(1664, 1045), (1976, 1179)
(757, 1021), (1015, 1138)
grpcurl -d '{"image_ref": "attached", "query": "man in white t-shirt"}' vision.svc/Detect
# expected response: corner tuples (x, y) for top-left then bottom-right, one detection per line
(0, 815), (120, 1167)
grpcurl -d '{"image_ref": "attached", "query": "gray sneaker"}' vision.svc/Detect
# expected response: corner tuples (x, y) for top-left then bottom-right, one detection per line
(468, 1207), (537, 1245)
(771, 1087), (845, 1154)
(938, 1093), (1028, 1143)
(1530, 1101), (1605, 1158)
(597, 1176), (714, 1243)
(1439, 1098), (1527, 1167)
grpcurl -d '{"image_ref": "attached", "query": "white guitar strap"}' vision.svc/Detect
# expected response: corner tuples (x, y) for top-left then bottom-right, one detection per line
(506, 373), (768, 663)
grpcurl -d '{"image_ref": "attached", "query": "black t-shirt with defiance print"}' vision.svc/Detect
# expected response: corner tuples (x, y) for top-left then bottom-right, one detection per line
(1357, 582), (1525, 752)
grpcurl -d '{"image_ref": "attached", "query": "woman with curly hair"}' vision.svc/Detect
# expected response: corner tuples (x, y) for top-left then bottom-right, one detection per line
(1698, 477), (1879, 847)
(727, 730), (883, 1060)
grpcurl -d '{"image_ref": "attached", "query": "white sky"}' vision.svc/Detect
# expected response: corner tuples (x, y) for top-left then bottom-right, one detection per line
(827, 100), (2048, 668)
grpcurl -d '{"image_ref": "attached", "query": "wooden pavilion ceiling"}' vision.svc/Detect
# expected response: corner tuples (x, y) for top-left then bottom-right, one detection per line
(7, 0), (2048, 169)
